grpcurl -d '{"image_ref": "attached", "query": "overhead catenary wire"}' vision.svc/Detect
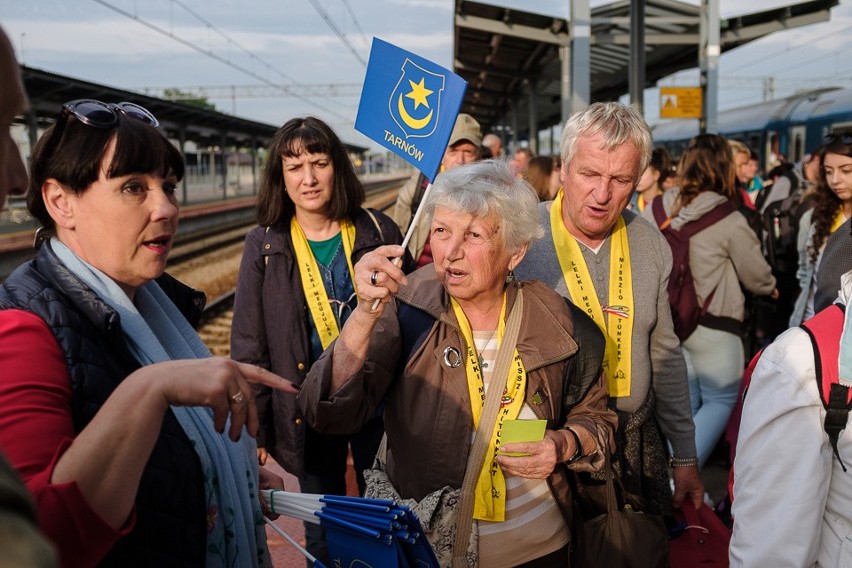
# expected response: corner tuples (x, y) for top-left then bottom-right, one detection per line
(91, 0), (353, 123)
(305, 0), (367, 67)
(341, 0), (370, 49)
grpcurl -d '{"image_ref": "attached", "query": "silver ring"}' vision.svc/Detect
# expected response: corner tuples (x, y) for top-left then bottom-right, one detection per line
(230, 391), (245, 405)
(370, 271), (379, 286)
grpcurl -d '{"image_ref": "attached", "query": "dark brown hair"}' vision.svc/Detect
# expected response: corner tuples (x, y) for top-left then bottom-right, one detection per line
(256, 116), (364, 226)
(27, 111), (184, 230)
(810, 139), (852, 261)
(524, 155), (554, 201)
(676, 134), (736, 209)
(649, 147), (672, 185)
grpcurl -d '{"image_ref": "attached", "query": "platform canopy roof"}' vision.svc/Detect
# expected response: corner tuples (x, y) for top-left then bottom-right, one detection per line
(454, 0), (839, 135)
(18, 66), (369, 155)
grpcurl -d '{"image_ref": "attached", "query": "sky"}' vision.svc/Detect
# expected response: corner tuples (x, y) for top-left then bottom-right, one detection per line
(2, 0), (851, 151)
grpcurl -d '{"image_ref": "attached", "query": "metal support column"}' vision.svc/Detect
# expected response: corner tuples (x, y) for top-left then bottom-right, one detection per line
(564, 0), (590, 122)
(528, 80), (538, 155)
(511, 105), (519, 152)
(178, 127), (188, 205)
(629, 0), (646, 112)
(699, 0), (720, 134)
(220, 134), (229, 200)
(251, 136), (258, 195)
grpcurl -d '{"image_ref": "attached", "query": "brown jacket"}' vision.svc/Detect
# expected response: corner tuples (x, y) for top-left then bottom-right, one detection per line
(231, 207), (411, 478)
(297, 269), (616, 523)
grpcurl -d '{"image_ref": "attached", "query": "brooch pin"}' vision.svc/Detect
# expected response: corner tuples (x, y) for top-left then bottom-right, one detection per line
(442, 347), (462, 368)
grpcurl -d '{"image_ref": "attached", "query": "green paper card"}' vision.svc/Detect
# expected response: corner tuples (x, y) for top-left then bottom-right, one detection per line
(498, 419), (547, 456)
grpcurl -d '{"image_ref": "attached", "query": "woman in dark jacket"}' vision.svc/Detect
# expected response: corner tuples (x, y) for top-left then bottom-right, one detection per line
(230, 116), (412, 565)
(0, 99), (296, 567)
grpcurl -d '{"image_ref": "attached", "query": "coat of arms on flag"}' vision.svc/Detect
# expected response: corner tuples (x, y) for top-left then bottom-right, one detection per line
(355, 37), (467, 182)
(389, 60), (444, 139)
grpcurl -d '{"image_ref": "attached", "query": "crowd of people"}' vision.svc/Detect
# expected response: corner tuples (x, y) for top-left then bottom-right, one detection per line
(2, 20), (852, 568)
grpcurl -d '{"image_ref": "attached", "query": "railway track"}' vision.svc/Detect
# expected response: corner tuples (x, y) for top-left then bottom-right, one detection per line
(194, 179), (404, 355)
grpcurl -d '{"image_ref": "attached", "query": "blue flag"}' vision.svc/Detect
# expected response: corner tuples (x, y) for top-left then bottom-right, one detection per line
(356, 37), (467, 182)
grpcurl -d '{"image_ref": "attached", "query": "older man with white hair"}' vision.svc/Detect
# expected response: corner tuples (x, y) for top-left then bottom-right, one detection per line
(515, 102), (704, 518)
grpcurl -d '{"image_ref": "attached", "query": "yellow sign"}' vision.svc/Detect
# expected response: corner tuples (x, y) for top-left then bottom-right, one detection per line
(659, 87), (703, 119)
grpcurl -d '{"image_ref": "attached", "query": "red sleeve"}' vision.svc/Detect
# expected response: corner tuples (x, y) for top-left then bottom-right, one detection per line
(0, 310), (133, 568)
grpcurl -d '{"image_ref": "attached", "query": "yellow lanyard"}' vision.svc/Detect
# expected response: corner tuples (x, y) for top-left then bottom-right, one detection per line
(290, 217), (357, 350)
(550, 189), (634, 397)
(450, 295), (526, 522)
(831, 210), (845, 234)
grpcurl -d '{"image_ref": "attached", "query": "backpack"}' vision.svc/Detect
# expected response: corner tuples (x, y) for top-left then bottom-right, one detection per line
(726, 304), (852, 505)
(762, 173), (807, 276)
(652, 197), (737, 342)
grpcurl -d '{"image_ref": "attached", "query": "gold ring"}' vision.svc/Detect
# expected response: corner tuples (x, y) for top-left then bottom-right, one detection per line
(230, 391), (245, 405)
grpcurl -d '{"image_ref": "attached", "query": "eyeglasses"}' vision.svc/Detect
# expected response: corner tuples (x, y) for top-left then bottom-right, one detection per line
(823, 132), (852, 146)
(61, 99), (159, 129)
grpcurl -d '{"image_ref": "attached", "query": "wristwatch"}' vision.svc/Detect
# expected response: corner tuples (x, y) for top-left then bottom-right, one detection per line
(565, 426), (584, 464)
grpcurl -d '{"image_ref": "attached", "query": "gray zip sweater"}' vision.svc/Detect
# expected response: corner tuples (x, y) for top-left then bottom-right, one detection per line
(515, 204), (696, 460)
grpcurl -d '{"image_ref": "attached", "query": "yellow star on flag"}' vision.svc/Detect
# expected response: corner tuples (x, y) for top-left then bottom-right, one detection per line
(405, 78), (433, 110)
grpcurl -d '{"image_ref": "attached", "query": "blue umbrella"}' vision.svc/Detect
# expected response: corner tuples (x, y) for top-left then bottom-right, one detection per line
(262, 490), (440, 568)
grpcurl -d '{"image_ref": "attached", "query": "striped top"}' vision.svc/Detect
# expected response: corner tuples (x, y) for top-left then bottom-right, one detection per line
(472, 330), (569, 567)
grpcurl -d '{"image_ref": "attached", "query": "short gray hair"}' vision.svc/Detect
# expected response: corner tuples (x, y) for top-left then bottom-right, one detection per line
(424, 159), (543, 253)
(560, 102), (652, 178)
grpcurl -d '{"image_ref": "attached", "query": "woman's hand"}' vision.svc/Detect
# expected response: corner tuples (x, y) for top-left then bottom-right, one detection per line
(355, 245), (408, 316)
(146, 358), (298, 441)
(495, 432), (560, 479)
(258, 466), (286, 520)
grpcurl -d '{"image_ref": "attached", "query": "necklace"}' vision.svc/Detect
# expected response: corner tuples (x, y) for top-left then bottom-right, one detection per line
(474, 328), (499, 371)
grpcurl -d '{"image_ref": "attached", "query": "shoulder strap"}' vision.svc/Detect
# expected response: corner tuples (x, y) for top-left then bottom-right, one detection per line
(452, 290), (524, 567)
(801, 304), (851, 471)
(363, 208), (385, 242)
(678, 200), (737, 239)
(651, 195), (668, 228)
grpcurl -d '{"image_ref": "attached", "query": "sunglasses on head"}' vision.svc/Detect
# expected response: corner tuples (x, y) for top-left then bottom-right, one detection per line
(39, 99), (160, 169)
(822, 132), (852, 146)
(61, 99), (159, 128)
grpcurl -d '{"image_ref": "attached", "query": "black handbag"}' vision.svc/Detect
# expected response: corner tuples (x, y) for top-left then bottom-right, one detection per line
(573, 451), (669, 568)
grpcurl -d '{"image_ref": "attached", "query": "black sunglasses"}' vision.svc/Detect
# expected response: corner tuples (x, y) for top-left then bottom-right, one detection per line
(40, 99), (160, 169)
(61, 99), (159, 128)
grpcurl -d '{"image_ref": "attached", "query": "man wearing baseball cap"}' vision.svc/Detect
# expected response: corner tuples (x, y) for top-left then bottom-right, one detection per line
(392, 112), (482, 266)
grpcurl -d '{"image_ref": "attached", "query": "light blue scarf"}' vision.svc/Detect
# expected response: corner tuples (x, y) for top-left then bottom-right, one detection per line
(838, 272), (852, 389)
(50, 239), (270, 568)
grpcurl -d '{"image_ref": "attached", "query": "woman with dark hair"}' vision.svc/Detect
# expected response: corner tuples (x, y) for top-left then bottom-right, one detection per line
(629, 146), (671, 212)
(230, 116), (413, 565)
(790, 135), (852, 326)
(643, 133), (776, 469)
(523, 155), (559, 202)
(0, 99), (296, 567)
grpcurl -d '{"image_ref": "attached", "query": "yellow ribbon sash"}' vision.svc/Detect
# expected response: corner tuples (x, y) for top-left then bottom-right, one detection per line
(550, 188), (634, 397)
(450, 295), (526, 522)
(831, 210), (845, 234)
(290, 217), (357, 350)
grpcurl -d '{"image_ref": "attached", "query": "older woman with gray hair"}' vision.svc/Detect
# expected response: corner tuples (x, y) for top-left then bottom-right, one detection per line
(298, 159), (616, 567)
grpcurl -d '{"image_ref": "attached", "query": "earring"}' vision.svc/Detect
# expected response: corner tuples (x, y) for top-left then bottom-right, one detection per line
(505, 269), (515, 284)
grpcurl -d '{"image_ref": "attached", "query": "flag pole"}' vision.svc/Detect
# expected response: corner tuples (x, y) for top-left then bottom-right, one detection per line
(371, 181), (432, 310)
(265, 518), (327, 568)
